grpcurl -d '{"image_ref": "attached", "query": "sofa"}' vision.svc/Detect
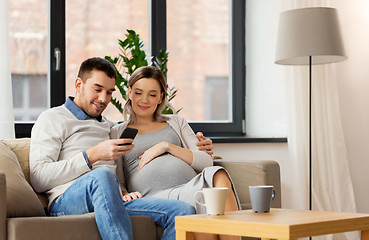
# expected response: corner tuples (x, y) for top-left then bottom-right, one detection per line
(0, 138), (281, 240)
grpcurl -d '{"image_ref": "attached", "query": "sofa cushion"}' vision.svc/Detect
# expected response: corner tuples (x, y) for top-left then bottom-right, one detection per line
(7, 213), (161, 240)
(0, 140), (45, 217)
(3, 138), (49, 208)
(4, 138), (32, 182)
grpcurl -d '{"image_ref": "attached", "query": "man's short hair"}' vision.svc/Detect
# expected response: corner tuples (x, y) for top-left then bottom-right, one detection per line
(77, 57), (117, 82)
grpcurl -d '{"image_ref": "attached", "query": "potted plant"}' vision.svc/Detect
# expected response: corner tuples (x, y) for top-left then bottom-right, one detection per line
(105, 29), (180, 116)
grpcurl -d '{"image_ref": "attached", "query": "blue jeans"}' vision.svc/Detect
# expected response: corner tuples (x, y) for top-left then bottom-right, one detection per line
(49, 167), (195, 240)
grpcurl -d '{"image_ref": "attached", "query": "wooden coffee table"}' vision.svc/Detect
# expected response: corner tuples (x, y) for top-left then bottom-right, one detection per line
(175, 208), (369, 240)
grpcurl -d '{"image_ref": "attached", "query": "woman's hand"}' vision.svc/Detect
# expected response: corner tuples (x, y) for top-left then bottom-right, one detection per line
(196, 132), (214, 156)
(138, 142), (169, 170)
(122, 191), (143, 202)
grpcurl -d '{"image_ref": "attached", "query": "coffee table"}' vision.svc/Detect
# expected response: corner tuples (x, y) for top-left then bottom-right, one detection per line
(175, 208), (369, 240)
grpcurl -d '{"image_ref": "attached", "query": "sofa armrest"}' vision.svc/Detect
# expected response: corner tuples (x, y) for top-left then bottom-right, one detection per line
(0, 171), (6, 240)
(214, 160), (281, 210)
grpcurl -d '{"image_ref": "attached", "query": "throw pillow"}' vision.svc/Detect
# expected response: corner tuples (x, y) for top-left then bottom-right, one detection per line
(0, 140), (45, 217)
(5, 138), (31, 182)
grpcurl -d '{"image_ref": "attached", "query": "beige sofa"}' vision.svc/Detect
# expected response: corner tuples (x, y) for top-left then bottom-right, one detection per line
(0, 138), (281, 240)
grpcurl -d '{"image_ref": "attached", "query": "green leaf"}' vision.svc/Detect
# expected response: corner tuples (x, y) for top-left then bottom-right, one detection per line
(110, 97), (123, 114)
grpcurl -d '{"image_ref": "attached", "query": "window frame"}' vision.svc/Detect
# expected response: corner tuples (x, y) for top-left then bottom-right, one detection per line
(14, 0), (245, 138)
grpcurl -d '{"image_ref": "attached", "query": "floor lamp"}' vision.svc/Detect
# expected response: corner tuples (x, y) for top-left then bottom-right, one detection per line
(275, 7), (346, 211)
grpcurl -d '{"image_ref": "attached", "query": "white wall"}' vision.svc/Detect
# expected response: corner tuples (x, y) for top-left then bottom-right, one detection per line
(213, 0), (369, 213)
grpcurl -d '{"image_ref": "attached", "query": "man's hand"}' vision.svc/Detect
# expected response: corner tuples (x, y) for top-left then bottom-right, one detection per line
(85, 139), (134, 166)
(122, 191), (143, 202)
(196, 132), (213, 156)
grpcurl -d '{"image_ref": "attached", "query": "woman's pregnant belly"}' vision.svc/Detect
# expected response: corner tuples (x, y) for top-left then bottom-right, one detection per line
(126, 153), (197, 196)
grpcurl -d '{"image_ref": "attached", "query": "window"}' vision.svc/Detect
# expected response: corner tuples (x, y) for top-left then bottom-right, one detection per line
(205, 77), (229, 121)
(167, 1), (230, 122)
(65, 0), (149, 122)
(13, 0), (245, 138)
(11, 0), (65, 137)
(151, 0), (245, 136)
(12, 74), (48, 121)
(9, 0), (49, 136)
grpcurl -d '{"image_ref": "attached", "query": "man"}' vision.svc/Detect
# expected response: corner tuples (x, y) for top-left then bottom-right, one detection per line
(29, 57), (213, 240)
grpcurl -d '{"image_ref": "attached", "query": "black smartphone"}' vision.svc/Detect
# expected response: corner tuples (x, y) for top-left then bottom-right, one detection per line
(119, 127), (138, 145)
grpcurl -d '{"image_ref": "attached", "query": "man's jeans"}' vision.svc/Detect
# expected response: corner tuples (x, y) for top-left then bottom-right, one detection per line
(49, 167), (195, 240)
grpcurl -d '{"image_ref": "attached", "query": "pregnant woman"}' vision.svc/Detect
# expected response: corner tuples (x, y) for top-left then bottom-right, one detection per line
(111, 66), (240, 240)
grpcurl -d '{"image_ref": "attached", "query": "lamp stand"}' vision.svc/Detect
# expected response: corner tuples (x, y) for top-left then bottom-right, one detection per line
(309, 55), (312, 212)
(309, 56), (313, 240)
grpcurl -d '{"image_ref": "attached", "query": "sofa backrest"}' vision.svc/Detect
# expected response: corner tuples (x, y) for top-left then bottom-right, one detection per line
(214, 160), (281, 210)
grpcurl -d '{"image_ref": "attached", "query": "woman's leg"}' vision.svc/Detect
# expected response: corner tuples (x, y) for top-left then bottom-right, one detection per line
(213, 170), (239, 212)
(213, 169), (241, 240)
(195, 169), (241, 240)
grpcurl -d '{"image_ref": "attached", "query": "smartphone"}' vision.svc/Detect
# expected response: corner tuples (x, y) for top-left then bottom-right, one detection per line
(119, 127), (138, 145)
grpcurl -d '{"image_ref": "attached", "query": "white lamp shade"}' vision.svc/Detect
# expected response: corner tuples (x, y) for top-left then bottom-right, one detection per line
(275, 7), (346, 65)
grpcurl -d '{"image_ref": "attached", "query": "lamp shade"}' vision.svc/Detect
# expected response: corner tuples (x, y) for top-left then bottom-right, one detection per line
(275, 7), (346, 65)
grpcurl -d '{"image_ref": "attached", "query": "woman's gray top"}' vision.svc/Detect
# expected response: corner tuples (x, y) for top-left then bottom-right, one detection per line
(123, 124), (197, 196)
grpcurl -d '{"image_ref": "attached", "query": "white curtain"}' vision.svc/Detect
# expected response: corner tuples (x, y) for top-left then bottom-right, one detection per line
(282, 0), (358, 239)
(0, 0), (15, 140)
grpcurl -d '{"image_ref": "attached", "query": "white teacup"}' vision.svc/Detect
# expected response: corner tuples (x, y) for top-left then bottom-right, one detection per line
(194, 187), (228, 215)
(249, 185), (275, 213)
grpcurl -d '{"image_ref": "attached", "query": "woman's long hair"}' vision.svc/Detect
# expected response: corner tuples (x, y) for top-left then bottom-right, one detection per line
(123, 66), (169, 124)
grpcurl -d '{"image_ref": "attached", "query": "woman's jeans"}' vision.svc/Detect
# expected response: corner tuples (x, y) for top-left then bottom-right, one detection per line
(49, 167), (195, 240)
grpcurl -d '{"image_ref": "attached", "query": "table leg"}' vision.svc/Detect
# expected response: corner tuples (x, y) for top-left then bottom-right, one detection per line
(176, 230), (194, 240)
(362, 230), (369, 240)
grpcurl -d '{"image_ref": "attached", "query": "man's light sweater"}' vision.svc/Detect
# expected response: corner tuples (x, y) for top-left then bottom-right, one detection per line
(30, 104), (116, 207)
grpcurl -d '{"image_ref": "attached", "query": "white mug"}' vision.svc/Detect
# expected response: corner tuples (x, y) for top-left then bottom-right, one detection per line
(194, 187), (228, 215)
(249, 185), (275, 213)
